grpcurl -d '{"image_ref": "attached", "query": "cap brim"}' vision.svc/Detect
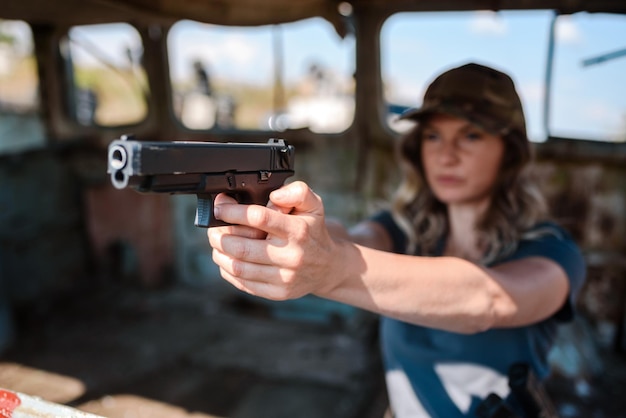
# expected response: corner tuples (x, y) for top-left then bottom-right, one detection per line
(397, 107), (430, 121)
(397, 103), (505, 136)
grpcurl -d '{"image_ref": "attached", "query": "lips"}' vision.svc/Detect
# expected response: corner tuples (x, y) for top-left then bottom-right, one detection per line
(435, 175), (464, 186)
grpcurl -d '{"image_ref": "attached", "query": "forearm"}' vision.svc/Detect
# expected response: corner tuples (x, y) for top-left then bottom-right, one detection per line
(316, 240), (504, 333)
(209, 184), (565, 333)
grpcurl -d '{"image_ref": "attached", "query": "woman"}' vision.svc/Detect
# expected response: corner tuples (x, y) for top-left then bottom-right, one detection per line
(207, 63), (586, 417)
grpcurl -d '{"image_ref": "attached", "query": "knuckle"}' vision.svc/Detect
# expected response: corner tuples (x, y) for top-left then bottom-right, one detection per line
(230, 258), (246, 278)
(248, 205), (270, 227)
(231, 240), (250, 260)
(293, 181), (309, 194)
(281, 270), (297, 287)
(293, 248), (306, 268)
(290, 219), (310, 242)
(270, 283), (293, 301)
(282, 247), (304, 270)
(281, 271), (301, 295)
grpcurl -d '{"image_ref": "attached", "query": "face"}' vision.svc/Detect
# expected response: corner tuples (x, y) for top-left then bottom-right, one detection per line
(420, 113), (505, 209)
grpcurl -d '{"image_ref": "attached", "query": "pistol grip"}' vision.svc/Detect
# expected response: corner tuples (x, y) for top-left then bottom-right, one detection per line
(195, 194), (228, 228)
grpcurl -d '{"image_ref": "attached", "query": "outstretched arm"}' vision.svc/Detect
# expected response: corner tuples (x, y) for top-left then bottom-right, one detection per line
(207, 181), (570, 334)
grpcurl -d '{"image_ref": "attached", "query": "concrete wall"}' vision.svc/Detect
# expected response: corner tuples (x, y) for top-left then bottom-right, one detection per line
(0, 150), (86, 305)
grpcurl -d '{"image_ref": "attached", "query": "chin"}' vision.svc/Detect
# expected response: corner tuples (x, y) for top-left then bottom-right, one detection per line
(433, 190), (483, 206)
(433, 191), (465, 204)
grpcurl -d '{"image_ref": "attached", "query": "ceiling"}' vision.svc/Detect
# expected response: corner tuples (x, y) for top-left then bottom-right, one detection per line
(2, 0), (626, 30)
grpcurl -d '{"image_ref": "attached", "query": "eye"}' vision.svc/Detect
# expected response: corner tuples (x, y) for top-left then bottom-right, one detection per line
(422, 129), (440, 142)
(464, 130), (484, 141)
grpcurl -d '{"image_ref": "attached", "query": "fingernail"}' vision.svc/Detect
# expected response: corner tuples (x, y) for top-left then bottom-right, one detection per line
(213, 205), (221, 219)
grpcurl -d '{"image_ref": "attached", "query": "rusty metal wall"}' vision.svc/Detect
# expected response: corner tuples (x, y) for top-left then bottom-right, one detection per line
(537, 159), (626, 350)
(85, 184), (175, 287)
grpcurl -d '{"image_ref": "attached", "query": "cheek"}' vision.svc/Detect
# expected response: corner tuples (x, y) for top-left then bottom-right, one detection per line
(420, 152), (437, 183)
(471, 151), (504, 190)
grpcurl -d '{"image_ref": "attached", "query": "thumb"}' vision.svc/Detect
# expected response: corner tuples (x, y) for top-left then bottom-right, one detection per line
(269, 181), (323, 215)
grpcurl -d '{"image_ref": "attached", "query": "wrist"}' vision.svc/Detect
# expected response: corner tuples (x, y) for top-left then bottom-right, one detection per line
(314, 238), (361, 300)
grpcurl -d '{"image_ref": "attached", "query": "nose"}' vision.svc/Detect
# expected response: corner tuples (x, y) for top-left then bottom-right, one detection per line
(437, 139), (460, 165)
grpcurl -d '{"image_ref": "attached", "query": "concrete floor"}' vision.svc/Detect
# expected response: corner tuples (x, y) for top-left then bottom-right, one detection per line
(0, 282), (388, 418)
(1, 281), (625, 418)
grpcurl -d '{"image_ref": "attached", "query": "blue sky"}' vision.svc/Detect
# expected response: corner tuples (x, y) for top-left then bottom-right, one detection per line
(381, 11), (626, 141)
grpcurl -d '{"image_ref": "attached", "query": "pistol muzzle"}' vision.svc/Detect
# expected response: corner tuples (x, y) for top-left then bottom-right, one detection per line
(108, 143), (130, 189)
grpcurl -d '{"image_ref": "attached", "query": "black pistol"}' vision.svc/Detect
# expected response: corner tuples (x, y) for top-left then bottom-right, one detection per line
(476, 393), (521, 418)
(508, 363), (559, 418)
(107, 135), (295, 227)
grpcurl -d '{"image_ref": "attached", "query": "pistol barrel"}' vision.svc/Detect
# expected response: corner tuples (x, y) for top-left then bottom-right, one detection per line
(106, 136), (295, 192)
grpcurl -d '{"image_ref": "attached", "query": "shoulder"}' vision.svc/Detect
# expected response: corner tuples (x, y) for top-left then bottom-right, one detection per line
(511, 221), (587, 317)
(514, 221), (585, 274)
(522, 221), (571, 241)
(517, 221), (582, 263)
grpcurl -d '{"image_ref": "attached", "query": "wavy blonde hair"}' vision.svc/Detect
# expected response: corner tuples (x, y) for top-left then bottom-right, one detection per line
(391, 121), (549, 265)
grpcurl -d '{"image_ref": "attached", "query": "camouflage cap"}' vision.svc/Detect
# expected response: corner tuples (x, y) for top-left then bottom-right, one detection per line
(399, 63), (527, 138)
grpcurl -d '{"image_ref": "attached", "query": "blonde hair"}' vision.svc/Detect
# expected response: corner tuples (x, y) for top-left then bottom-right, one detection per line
(391, 122), (549, 265)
